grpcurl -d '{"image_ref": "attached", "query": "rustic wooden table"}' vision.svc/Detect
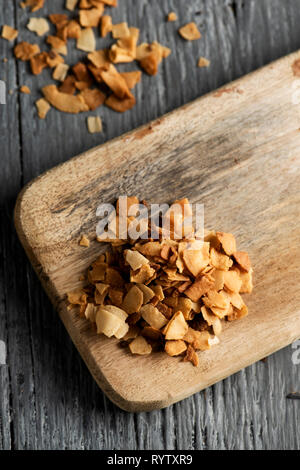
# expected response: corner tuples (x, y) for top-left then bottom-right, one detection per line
(0, 0), (299, 450)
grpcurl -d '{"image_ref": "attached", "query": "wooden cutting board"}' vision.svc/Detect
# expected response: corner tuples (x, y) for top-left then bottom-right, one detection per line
(14, 50), (300, 412)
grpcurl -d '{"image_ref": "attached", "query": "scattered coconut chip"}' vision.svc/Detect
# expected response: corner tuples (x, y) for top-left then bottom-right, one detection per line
(101, 15), (112, 37)
(183, 345), (199, 366)
(167, 12), (177, 22)
(1, 25), (18, 41)
(14, 41), (40, 60)
(140, 304), (168, 330)
(100, 63), (132, 99)
(122, 285), (143, 314)
(105, 94), (136, 113)
(216, 232), (237, 256)
(27, 18), (49, 36)
(47, 36), (67, 56)
(79, 235), (90, 247)
(87, 115), (103, 134)
(20, 85), (31, 94)
(77, 27), (96, 52)
(165, 340), (187, 357)
(42, 84), (89, 113)
(112, 22), (130, 39)
(87, 49), (109, 68)
(22, 0), (44, 12)
(179, 22), (201, 41)
(125, 249), (149, 270)
(79, 7), (104, 28)
(53, 63), (69, 81)
(129, 336), (152, 355)
(233, 251), (251, 272)
(163, 311), (188, 340)
(30, 52), (48, 75)
(80, 88), (105, 110)
(35, 98), (51, 119)
(198, 57), (210, 67)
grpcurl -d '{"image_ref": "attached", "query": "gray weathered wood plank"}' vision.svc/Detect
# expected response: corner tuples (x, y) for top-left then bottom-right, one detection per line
(0, 0), (299, 449)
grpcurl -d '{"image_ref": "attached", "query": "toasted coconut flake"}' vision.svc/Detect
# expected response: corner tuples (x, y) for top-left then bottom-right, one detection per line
(140, 51), (159, 76)
(165, 340), (187, 357)
(140, 304), (168, 330)
(223, 270), (242, 293)
(87, 49), (109, 68)
(201, 306), (222, 336)
(125, 249), (149, 271)
(176, 297), (193, 320)
(198, 57), (210, 67)
(35, 98), (51, 119)
(1, 25), (18, 41)
(167, 12), (177, 22)
(179, 22), (201, 40)
(20, 85), (31, 94)
(100, 63), (132, 99)
(59, 75), (76, 94)
(47, 35), (67, 55)
(112, 22), (130, 39)
(109, 44), (134, 63)
(14, 41), (40, 60)
(224, 291), (244, 310)
(52, 63), (69, 81)
(152, 285), (164, 302)
(210, 247), (233, 271)
(42, 84), (89, 113)
(183, 345), (199, 366)
(108, 287), (124, 307)
(46, 51), (64, 68)
(101, 15), (112, 37)
(228, 304), (248, 322)
(120, 71), (141, 89)
(135, 285), (154, 306)
(87, 116), (103, 134)
(185, 274), (214, 302)
(27, 18), (49, 36)
(233, 251), (251, 272)
(122, 285), (143, 314)
(96, 307), (123, 337)
(79, 7), (103, 27)
(129, 336), (152, 355)
(238, 268), (253, 293)
(216, 231), (237, 256)
(211, 269), (224, 291)
(23, 0), (44, 12)
(183, 241), (210, 276)
(66, 0), (78, 10)
(80, 88), (105, 110)
(105, 94), (136, 113)
(66, 20), (81, 39)
(163, 311), (188, 340)
(77, 27), (96, 52)
(84, 303), (97, 323)
(30, 51), (48, 75)
(79, 234), (90, 247)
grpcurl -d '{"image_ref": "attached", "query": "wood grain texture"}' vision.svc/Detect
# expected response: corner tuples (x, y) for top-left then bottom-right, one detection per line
(15, 50), (300, 412)
(0, 0), (300, 449)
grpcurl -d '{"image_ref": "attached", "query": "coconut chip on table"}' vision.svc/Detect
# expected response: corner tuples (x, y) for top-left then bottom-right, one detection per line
(67, 197), (253, 367)
(9, 0), (209, 124)
(1, 25), (18, 41)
